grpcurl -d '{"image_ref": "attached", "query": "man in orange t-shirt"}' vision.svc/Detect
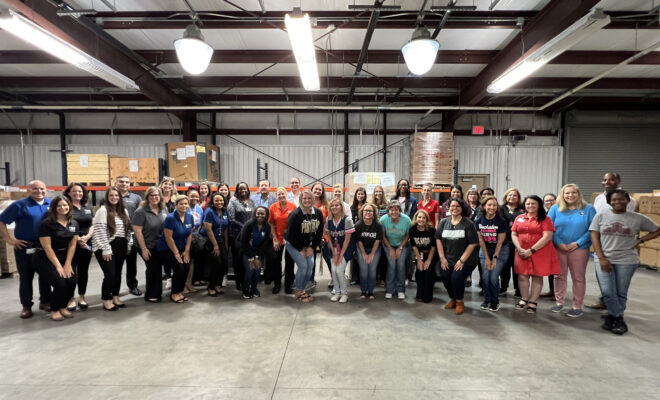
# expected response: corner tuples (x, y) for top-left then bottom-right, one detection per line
(268, 187), (297, 294)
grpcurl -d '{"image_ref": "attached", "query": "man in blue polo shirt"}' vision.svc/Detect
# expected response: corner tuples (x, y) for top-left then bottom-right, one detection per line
(0, 180), (52, 318)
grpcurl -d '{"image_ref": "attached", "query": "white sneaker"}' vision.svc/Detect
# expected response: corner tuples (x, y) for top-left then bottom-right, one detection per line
(397, 292), (406, 300)
(330, 294), (340, 302)
(385, 293), (393, 299)
(339, 295), (348, 303)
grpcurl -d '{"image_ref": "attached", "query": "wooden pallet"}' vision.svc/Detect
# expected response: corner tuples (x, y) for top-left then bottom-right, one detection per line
(109, 157), (160, 186)
(67, 154), (110, 185)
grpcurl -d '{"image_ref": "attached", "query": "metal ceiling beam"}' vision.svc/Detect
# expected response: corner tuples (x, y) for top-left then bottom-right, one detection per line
(89, 10), (657, 29)
(2, 0), (188, 115)
(346, 0), (384, 105)
(445, 0), (601, 127)
(4, 49), (660, 65)
(2, 76), (658, 90)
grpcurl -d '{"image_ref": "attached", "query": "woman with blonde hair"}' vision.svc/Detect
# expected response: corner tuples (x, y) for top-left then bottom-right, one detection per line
(325, 197), (355, 302)
(547, 184), (596, 317)
(499, 188), (524, 298)
(159, 177), (178, 213)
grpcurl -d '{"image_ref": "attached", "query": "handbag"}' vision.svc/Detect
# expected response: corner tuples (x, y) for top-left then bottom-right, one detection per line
(191, 234), (208, 253)
(249, 256), (262, 270)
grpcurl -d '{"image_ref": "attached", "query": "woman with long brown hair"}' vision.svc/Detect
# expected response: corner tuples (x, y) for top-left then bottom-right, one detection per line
(62, 182), (93, 310)
(92, 187), (132, 311)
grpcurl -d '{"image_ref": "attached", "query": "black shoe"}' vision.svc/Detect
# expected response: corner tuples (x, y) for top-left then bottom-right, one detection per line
(464, 280), (472, 288)
(78, 301), (89, 310)
(253, 289), (261, 298)
(480, 301), (489, 310)
(236, 283), (243, 291)
(272, 285), (281, 294)
(242, 293), (252, 299)
(284, 286), (293, 294)
(602, 315), (615, 331)
(611, 317), (628, 335)
(103, 305), (118, 311)
(129, 287), (142, 296)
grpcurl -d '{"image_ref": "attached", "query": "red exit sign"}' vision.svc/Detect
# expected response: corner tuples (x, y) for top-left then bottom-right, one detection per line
(472, 125), (485, 135)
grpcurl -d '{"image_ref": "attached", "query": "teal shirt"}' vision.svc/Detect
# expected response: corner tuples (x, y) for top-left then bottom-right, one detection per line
(379, 214), (412, 247)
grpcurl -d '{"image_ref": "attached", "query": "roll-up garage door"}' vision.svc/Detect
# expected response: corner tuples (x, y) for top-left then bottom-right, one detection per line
(566, 125), (660, 195)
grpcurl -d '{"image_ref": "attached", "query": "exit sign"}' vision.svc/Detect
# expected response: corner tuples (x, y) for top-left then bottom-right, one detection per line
(472, 125), (485, 135)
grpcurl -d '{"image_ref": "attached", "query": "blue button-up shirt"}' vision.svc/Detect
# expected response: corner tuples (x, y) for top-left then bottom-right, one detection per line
(0, 196), (51, 242)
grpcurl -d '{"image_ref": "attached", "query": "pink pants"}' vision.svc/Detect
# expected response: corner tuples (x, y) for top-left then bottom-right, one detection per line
(553, 248), (589, 309)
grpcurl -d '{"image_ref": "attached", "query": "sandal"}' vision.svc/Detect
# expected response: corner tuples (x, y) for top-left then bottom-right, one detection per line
(526, 301), (538, 314)
(515, 299), (528, 310)
(170, 295), (186, 304)
(207, 289), (217, 297)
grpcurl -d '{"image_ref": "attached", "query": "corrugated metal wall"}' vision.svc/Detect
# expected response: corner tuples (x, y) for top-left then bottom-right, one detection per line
(0, 137), (559, 197)
(455, 145), (563, 198)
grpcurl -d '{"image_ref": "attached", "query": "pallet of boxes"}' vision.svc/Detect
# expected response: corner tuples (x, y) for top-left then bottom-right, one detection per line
(166, 142), (220, 183)
(637, 191), (660, 269)
(411, 131), (454, 188)
(0, 187), (28, 278)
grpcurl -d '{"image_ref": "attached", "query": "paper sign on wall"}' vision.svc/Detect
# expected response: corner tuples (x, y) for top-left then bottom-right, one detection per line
(176, 148), (186, 160)
(353, 174), (367, 185)
(129, 160), (139, 172)
(185, 145), (195, 157)
(79, 156), (88, 167)
(211, 150), (217, 162)
(380, 175), (395, 188)
(196, 145), (206, 153)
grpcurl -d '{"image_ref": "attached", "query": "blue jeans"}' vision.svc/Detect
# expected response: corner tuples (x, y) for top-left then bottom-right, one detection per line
(357, 247), (381, 293)
(594, 259), (638, 317)
(286, 243), (315, 291)
(479, 245), (510, 305)
(383, 244), (408, 294)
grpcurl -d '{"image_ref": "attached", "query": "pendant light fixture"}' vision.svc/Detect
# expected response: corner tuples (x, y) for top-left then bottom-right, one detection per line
(174, 24), (214, 75)
(401, 26), (439, 76)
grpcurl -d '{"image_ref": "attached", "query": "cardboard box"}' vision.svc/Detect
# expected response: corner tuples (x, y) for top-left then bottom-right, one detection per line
(166, 142), (220, 182)
(0, 187), (27, 201)
(651, 197), (660, 214)
(646, 214), (660, 226)
(631, 192), (651, 204)
(0, 227), (17, 275)
(653, 189), (660, 197)
(639, 196), (653, 214)
(109, 157), (160, 185)
(411, 132), (454, 187)
(644, 238), (660, 250)
(640, 247), (658, 266)
(67, 154), (110, 185)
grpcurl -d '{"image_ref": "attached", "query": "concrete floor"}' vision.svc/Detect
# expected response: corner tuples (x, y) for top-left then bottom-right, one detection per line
(1, 258), (659, 400)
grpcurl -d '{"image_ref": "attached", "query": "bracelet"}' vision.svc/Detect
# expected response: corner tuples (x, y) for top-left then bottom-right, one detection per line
(530, 249), (536, 254)
(493, 255), (498, 259)
(458, 259), (464, 263)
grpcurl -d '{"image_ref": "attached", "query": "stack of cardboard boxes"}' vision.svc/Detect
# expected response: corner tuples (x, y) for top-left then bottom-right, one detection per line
(0, 187), (26, 277)
(637, 191), (660, 267)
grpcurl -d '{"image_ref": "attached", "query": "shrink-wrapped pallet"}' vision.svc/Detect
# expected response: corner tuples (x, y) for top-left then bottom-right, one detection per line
(411, 132), (454, 187)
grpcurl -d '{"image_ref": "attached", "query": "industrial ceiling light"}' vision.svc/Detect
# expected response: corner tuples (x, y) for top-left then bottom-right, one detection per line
(285, 9), (320, 91)
(487, 8), (611, 94)
(401, 26), (439, 76)
(174, 24), (214, 75)
(0, 9), (138, 90)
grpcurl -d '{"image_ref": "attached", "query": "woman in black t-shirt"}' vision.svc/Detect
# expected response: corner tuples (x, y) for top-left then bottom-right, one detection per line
(37, 196), (78, 321)
(409, 209), (436, 303)
(435, 198), (479, 315)
(63, 182), (93, 310)
(499, 188), (525, 297)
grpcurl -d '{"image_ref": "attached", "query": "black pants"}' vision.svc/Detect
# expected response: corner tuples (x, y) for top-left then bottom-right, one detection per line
(439, 264), (476, 300)
(192, 246), (208, 283)
(268, 246), (294, 289)
(36, 250), (76, 311)
(125, 241), (139, 290)
(415, 260), (436, 303)
(376, 249), (388, 283)
(547, 275), (555, 291)
(15, 245), (51, 307)
(350, 256), (360, 284)
(230, 237), (244, 287)
(141, 248), (163, 300)
(73, 246), (93, 295)
(94, 237), (128, 300)
(159, 248), (189, 294)
(205, 242), (228, 290)
(500, 243), (519, 293)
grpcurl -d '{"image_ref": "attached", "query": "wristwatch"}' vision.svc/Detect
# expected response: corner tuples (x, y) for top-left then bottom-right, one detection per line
(530, 249), (536, 254)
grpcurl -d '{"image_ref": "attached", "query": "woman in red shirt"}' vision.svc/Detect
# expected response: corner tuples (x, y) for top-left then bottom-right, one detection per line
(417, 183), (440, 227)
(511, 195), (560, 313)
(268, 187), (296, 294)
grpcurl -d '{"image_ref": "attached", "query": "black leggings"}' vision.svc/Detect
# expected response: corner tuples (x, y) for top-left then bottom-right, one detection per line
(141, 248), (163, 300)
(438, 264), (476, 300)
(268, 246), (294, 288)
(72, 246), (92, 295)
(159, 248), (189, 294)
(94, 237), (128, 300)
(205, 242), (228, 290)
(36, 250), (76, 310)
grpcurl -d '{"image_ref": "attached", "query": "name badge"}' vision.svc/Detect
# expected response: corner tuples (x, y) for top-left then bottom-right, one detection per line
(68, 226), (76, 232)
(517, 217), (525, 223)
(185, 224), (192, 228)
(261, 232), (265, 236)
(26, 248), (36, 254)
(84, 209), (91, 215)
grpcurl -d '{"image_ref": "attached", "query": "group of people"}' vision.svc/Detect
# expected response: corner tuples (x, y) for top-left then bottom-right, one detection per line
(1, 172), (657, 336)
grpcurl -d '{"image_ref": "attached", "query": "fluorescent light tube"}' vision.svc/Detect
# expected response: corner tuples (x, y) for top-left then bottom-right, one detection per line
(0, 9), (139, 91)
(487, 8), (610, 94)
(285, 10), (320, 91)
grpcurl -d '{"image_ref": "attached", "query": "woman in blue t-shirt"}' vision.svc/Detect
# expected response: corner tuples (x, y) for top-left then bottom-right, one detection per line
(157, 196), (193, 303)
(202, 192), (229, 297)
(380, 200), (412, 299)
(474, 196), (509, 312)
